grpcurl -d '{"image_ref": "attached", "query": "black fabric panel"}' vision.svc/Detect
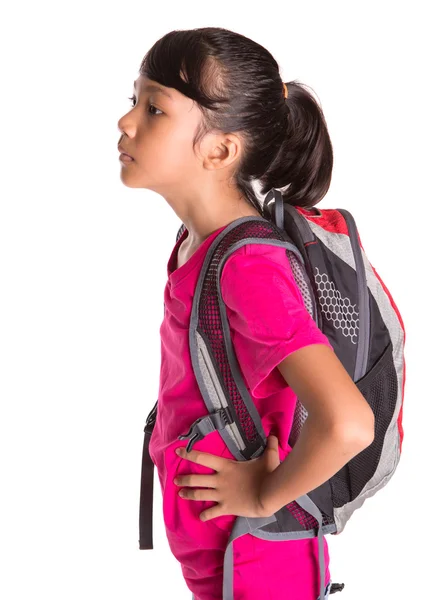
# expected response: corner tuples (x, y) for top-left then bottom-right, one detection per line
(330, 340), (398, 507)
(309, 480), (335, 521)
(366, 288), (391, 370)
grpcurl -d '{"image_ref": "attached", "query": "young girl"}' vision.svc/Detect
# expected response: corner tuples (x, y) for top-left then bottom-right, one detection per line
(118, 27), (375, 600)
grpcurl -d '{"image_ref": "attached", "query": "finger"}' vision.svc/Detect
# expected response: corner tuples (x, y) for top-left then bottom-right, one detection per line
(199, 505), (225, 522)
(177, 447), (226, 471)
(264, 435), (278, 451)
(267, 435), (278, 449)
(174, 474), (217, 488)
(265, 435), (280, 470)
(179, 487), (221, 502)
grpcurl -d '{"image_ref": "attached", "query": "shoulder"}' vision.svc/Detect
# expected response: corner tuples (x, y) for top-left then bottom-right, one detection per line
(220, 241), (294, 277)
(219, 242), (304, 307)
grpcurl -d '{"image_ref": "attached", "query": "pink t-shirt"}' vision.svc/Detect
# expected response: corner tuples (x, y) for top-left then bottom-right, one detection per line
(149, 222), (333, 600)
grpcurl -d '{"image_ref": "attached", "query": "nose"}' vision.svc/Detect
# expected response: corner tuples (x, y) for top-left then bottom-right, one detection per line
(117, 109), (132, 135)
(117, 114), (137, 143)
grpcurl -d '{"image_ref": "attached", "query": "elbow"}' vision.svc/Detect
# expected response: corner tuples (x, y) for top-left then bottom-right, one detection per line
(331, 408), (376, 452)
(355, 420), (375, 450)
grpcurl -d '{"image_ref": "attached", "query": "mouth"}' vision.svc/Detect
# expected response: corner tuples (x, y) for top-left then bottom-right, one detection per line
(118, 145), (135, 160)
(119, 153), (135, 163)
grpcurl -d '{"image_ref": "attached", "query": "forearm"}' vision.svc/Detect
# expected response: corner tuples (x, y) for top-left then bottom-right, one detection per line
(259, 417), (373, 516)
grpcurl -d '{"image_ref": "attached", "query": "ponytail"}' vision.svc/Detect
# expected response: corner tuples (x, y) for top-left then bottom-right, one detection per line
(260, 81), (333, 208)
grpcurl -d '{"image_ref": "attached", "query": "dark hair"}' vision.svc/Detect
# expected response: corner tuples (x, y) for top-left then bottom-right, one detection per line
(139, 27), (333, 214)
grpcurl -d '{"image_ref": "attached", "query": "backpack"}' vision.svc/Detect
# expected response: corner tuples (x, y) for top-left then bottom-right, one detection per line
(139, 188), (406, 600)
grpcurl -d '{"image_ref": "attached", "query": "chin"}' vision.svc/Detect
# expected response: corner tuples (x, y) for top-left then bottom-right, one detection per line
(119, 170), (143, 188)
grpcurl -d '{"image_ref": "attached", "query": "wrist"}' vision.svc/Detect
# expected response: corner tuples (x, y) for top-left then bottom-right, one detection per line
(258, 471), (283, 517)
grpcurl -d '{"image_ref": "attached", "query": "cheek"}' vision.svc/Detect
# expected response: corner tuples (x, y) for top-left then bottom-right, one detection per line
(164, 130), (199, 172)
(160, 115), (201, 168)
(138, 132), (196, 179)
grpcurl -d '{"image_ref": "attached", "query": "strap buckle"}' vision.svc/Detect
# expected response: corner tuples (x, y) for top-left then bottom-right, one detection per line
(178, 416), (204, 452)
(178, 407), (234, 452)
(144, 402), (158, 434)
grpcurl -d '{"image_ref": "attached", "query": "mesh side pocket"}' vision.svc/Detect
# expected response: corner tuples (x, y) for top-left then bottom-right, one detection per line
(330, 340), (398, 507)
(286, 500), (335, 529)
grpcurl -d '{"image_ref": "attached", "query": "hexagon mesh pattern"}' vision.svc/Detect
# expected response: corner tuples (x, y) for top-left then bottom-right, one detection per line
(315, 267), (359, 345)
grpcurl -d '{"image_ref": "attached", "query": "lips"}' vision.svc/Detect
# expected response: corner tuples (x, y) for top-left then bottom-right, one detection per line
(118, 145), (134, 160)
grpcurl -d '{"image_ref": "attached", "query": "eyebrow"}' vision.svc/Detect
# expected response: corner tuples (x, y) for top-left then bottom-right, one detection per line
(133, 80), (173, 101)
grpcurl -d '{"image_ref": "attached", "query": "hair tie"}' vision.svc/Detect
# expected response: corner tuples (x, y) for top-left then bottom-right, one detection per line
(283, 82), (288, 99)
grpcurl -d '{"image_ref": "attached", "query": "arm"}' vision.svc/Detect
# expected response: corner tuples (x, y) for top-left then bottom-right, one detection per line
(258, 343), (375, 516)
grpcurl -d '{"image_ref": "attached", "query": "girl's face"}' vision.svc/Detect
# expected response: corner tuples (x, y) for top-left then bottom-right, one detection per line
(117, 75), (212, 195)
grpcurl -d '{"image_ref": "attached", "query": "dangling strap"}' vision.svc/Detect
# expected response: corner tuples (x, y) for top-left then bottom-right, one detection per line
(295, 494), (326, 600)
(138, 427), (154, 549)
(222, 515), (277, 599)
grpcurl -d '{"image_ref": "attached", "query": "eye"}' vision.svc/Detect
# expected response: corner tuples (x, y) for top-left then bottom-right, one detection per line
(127, 96), (163, 116)
(148, 104), (163, 116)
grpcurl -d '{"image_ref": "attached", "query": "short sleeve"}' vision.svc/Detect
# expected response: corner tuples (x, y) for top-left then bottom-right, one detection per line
(219, 245), (333, 399)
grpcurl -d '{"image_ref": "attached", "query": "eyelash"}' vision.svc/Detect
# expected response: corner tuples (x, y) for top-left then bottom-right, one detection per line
(127, 96), (163, 116)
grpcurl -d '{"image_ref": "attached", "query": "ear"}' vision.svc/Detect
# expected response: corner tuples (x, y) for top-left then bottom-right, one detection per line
(201, 132), (243, 171)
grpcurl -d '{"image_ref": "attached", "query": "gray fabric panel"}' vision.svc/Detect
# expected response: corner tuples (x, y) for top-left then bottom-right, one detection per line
(195, 330), (246, 454)
(195, 329), (225, 412)
(307, 221), (355, 269)
(286, 245), (315, 316)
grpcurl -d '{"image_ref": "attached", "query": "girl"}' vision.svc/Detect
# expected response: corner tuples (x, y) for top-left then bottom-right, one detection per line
(118, 27), (375, 600)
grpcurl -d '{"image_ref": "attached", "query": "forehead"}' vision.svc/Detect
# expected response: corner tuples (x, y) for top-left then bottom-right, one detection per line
(133, 77), (174, 101)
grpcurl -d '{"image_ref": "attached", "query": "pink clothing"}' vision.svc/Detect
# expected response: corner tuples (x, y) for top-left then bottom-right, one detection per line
(149, 222), (334, 600)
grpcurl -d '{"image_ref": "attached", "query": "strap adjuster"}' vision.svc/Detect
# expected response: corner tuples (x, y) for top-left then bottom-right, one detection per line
(144, 403), (158, 434)
(178, 406), (234, 452)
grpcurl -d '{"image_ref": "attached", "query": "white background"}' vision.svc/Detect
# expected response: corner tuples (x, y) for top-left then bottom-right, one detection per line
(1, 1), (436, 599)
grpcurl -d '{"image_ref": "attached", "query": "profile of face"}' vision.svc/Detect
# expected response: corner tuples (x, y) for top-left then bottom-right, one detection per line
(117, 75), (242, 197)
